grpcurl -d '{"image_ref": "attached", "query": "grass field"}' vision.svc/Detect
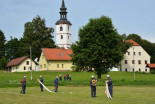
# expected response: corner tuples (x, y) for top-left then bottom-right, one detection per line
(0, 86), (155, 104)
(0, 70), (155, 87)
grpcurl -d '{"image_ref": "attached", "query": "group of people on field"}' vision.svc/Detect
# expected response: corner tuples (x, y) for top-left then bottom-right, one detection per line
(21, 75), (60, 94)
(21, 74), (113, 98)
(61, 73), (71, 81)
(90, 75), (113, 97)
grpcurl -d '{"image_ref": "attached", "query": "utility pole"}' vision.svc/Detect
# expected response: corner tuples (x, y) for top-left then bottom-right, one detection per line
(30, 46), (32, 80)
(133, 48), (135, 80)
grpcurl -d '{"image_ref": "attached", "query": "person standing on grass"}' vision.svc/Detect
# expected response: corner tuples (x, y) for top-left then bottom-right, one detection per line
(40, 75), (43, 92)
(21, 76), (26, 94)
(69, 74), (71, 81)
(64, 74), (66, 80)
(54, 76), (59, 92)
(90, 75), (97, 97)
(106, 75), (113, 97)
(59, 73), (62, 81)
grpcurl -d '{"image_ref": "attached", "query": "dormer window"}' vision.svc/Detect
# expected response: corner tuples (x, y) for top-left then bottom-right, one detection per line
(60, 26), (63, 31)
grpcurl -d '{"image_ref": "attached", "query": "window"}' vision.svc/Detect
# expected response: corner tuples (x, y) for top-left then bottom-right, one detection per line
(145, 60), (147, 64)
(42, 55), (44, 59)
(125, 60), (127, 64)
(125, 68), (127, 72)
(44, 64), (46, 68)
(61, 35), (63, 39)
(57, 64), (59, 68)
(59, 54), (63, 56)
(133, 52), (136, 55)
(133, 69), (134, 72)
(132, 60), (135, 64)
(139, 68), (141, 72)
(60, 26), (63, 31)
(24, 66), (26, 70)
(128, 52), (130, 55)
(145, 69), (147, 72)
(27, 61), (29, 65)
(68, 26), (69, 31)
(40, 65), (42, 69)
(30, 67), (32, 70)
(138, 60), (141, 64)
(68, 36), (69, 39)
(139, 52), (141, 56)
(62, 64), (64, 68)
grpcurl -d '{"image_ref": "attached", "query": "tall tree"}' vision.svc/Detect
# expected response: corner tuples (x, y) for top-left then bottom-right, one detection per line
(0, 30), (6, 59)
(72, 16), (124, 79)
(21, 16), (56, 59)
(5, 37), (21, 61)
(0, 57), (7, 70)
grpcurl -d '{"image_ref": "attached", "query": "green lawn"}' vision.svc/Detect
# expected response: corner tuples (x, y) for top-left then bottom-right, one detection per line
(0, 86), (155, 104)
(0, 70), (155, 87)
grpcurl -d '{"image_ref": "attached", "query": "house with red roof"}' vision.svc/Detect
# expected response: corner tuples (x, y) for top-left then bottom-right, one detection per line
(39, 48), (73, 71)
(146, 64), (155, 72)
(6, 56), (36, 72)
(120, 39), (151, 72)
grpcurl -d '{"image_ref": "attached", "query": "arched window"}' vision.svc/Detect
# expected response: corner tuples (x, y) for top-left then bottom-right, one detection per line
(60, 26), (63, 31)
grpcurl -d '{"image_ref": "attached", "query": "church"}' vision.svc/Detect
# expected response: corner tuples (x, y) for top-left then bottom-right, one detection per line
(55, 0), (72, 49)
(39, 0), (73, 71)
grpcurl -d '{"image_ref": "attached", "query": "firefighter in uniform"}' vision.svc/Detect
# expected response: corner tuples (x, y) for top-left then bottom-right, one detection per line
(90, 75), (97, 97)
(106, 75), (113, 97)
(21, 76), (26, 94)
(40, 75), (43, 92)
(54, 76), (59, 92)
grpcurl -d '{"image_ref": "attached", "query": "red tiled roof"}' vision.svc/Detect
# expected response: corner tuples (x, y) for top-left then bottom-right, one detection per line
(125, 39), (140, 46)
(6, 56), (28, 67)
(146, 64), (155, 68)
(42, 48), (72, 60)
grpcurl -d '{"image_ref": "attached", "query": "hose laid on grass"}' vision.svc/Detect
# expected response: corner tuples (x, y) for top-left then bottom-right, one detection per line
(38, 79), (54, 93)
(105, 82), (112, 99)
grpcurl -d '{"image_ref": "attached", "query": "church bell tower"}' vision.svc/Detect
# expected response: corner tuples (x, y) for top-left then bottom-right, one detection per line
(56, 0), (72, 49)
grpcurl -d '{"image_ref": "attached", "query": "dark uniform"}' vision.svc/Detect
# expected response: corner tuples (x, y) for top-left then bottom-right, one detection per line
(90, 77), (97, 97)
(54, 77), (59, 92)
(40, 76), (43, 92)
(21, 77), (26, 94)
(59, 74), (62, 81)
(107, 78), (113, 97)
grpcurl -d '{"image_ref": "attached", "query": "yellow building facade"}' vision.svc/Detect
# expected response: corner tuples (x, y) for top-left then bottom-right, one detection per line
(39, 48), (73, 71)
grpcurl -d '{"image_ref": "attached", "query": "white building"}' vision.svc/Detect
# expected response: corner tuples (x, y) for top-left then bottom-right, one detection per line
(6, 56), (36, 72)
(120, 39), (151, 72)
(55, 0), (72, 49)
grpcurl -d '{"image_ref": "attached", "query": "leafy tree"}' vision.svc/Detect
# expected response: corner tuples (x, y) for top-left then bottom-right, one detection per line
(126, 34), (155, 63)
(5, 37), (21, 61)
(21, 15), (56, 59)
(0, 57), (7, 70)
(72, 16), (124, 79)
(126, 33), (142, 44)
(0, 30), (6, 59)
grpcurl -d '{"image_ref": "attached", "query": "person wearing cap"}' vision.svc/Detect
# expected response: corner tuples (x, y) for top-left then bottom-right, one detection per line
(21, 76), (26, 94)
(40, 75), (43, 92)
(90, 75), (97, 97)
(106, 75), (113, 97)
(54, 76), (59, 92)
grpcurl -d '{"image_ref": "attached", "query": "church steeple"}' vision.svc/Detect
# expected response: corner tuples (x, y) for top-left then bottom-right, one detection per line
(55, 0), (72, 49)
(56, 0), (71, 25)
(61, 0), (66, 8)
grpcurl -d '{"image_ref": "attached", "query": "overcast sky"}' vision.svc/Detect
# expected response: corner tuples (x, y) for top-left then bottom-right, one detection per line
(0, 0), (155, 43)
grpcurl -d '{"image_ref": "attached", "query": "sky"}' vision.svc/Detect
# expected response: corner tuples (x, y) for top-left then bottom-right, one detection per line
(0, 0), (155, 43)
